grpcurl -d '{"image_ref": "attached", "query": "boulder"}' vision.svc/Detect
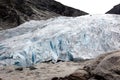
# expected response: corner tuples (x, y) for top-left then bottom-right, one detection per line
(59, 50), (120, 80)
(85, 50), (120, 80)
(52, 69), (89, 80)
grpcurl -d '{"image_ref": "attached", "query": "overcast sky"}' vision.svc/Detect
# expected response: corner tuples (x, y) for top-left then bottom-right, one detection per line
(55, 0), (120, 14)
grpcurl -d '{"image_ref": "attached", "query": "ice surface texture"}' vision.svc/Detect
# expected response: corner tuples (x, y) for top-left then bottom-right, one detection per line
(0, 14), (120, 66)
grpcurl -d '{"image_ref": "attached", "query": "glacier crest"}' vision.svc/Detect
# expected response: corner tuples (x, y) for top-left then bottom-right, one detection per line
(0, 14), (120, 66)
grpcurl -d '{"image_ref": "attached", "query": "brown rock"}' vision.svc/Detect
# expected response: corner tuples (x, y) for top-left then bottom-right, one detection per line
(52, 69), (89, 80)
(85, 50), (120, 80)
(68, 70), (89, 80)
(58, 50), (120, 80)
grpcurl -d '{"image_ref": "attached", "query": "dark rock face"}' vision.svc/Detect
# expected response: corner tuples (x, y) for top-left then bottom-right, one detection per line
(0, 0), (88, 30)
(106, 4), (120, 14)
(29, 0), (88, 16)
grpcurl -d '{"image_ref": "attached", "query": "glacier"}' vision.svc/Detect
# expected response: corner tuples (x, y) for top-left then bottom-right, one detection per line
(0, 14), (120, 66)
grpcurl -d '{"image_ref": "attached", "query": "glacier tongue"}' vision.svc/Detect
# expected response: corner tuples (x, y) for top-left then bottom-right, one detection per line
(0, 14), (120, 66)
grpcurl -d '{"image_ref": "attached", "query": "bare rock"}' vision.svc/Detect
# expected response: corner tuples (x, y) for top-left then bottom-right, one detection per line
(68, 70), (89, 80)
(0, 0), (88, 30)
(28, 66), (37, 70)
(85, 50), (120, 80)
(59, 50), (120, 80)
(106, 3), (120, 14)
(0, 78), (2, 80)
(52, 69), (89, 80)
(15, 67), (23, 71)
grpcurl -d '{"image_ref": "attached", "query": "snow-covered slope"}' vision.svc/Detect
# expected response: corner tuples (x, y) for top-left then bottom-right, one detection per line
(0, 14), (120, 66)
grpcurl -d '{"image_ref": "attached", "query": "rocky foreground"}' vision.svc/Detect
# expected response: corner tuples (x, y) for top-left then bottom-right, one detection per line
(59, 50), (120, 80)
(0, 50), (120, 80)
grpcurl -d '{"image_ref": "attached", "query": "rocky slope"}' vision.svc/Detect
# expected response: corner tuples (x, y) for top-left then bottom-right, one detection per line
(0, 0), (88, 30)
(106, 3), (120, 14)
(57, 50), (120, 80)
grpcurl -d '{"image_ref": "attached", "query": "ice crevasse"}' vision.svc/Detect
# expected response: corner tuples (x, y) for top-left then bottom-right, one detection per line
(0, 14), (120, 66)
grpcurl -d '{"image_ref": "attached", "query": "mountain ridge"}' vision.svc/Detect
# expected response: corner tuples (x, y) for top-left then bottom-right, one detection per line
(0, 0), (88, 30)
(106, 3), (120, 14)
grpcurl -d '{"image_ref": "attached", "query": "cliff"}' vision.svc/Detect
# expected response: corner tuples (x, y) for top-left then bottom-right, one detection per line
(106, 3), (120, 14)
(0, 0), (88, 30)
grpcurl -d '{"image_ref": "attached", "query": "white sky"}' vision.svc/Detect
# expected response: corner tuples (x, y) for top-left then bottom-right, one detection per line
(55, 0), (120, 14)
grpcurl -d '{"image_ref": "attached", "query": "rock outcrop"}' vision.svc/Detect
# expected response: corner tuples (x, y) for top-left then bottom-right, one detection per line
(52, 69), (89, 80)
(86, 50), (120, 80)
(106, 3), (120, 14)
(0, 0), (88, 30)
(57, 50), (120, 80)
